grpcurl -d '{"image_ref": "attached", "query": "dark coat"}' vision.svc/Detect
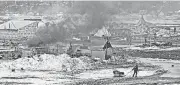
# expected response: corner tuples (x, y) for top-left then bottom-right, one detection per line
(133, 65), (138, 71)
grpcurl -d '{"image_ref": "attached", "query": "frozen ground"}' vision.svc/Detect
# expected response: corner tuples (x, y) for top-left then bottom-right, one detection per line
(125, 46), (180, 51)
(69, 58), (180, 85)
(0, 53), (95, 85)
(75, 68), (155, 79)
(139, 58), (180, 78)
(0, 66), (156, 85)
(0, 53), (178, 85)
(0, 54), (160, 85)
(0, 69), (73, 85)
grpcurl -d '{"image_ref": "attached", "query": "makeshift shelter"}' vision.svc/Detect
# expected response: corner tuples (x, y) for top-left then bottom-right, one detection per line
(135, 15), (156, 44)
(91, 27), (113, 60)
(90, 28), (99, 35)
(137, 15), (155, 28)
(94, 27), (111, 37)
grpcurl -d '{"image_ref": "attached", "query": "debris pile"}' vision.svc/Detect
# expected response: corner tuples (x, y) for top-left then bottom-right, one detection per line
(0, 54), (96, 72)
(109, 55), (137, 65)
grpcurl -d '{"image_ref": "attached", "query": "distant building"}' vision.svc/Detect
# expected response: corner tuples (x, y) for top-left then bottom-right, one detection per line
(0, 21), (19, 40)
(0, 20), (39, 42)
(109, 28), (132, 45)
(135, 15), (155, 33)
(109, 28), (131, 37)
(18, 20), (39, 41)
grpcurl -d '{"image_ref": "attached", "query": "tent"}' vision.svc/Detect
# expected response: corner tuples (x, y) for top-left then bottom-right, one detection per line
(94, 27), (111, 37)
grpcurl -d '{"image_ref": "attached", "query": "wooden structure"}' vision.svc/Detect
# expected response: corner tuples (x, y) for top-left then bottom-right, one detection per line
(0, 48), (21, 59)
(133, 15), (156, 45)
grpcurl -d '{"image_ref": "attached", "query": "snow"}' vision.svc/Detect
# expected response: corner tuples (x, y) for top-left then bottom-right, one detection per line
(0, 53), (97, 84)
(0, 49), (15, 52)
(125, 46), (143, 50)
(75, 68), (155, 79)
(125, 46), (180, 51)
(0, 54), (94, 72)
(38, 21), (46, 28)
(143, 46), (160, 50)
(72, 37), (81, 40)
(159, 47), (180, 51)
(0, 54), (164, 84)
(0, 69), (71, 85)
(112, 45), (131, 48)
(92, 50), (105, 60)
(139, 58), (180, 78)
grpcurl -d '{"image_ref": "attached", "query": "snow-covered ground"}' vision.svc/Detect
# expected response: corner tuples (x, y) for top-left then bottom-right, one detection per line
(0, 53), (97, 84)
(0, 66), (156, 85)
(125, 46), (180, 51)
(92, 44), (180, 51)
(0, 67), (156, 85)
(0, 53), (159, 85)
(75, 68), (155, 79)
(139, 58), (180, 78)
(0, 69), (72, 85)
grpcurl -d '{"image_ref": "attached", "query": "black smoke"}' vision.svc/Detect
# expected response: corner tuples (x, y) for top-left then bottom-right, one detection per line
(69, 1), (118, 33)
(27, 19), (72, 47)
(27, 1), (118, 46)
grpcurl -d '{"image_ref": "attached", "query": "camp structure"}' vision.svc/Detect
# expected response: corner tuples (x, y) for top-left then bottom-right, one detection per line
(94, 26), (111, 37)
(91, 27), (111, 46)
(133, 15), (156, 45)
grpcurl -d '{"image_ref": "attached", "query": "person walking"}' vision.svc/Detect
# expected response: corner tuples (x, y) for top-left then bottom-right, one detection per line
(132, 64), (138, 77)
